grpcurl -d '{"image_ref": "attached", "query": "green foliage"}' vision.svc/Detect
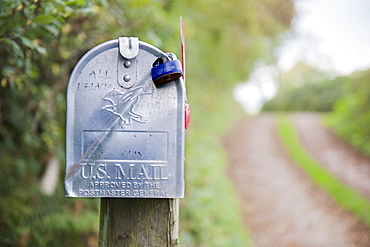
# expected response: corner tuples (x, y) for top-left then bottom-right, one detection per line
(277, 114), (370, 226)
(184, 0), (294, 84)
(0, 1), (103, 246)
(181, 82), (252, 246)
(0, 0), (295, 245)
(325, 69), (370, 157)
(263, 63), (345, 112)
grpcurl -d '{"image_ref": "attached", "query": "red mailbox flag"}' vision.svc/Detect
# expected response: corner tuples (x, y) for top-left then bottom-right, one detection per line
(180, 17), (186, 83)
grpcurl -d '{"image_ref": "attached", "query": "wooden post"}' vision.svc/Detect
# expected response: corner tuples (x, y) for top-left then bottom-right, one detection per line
(99, 198), (179, 246)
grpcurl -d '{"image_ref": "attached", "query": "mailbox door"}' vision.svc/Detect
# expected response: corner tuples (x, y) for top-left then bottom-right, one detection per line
(65, 38), (185, 198)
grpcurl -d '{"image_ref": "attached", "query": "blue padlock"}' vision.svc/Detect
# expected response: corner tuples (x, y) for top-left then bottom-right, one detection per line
(151, 59), (183, 86)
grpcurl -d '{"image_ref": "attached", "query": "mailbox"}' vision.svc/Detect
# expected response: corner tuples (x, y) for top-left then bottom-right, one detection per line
(65, 37), (185, 198)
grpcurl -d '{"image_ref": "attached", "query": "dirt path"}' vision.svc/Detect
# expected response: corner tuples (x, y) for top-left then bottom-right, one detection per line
(293, 113), (370, 200)
(223, 113), (370, 247)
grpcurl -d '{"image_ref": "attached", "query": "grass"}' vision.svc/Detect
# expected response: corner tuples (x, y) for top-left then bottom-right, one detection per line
(179, 82), (252, 246)
(276, 113), (370, 227)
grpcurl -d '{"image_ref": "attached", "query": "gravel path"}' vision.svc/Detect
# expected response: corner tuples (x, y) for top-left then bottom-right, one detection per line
(223, 113), (370, 247)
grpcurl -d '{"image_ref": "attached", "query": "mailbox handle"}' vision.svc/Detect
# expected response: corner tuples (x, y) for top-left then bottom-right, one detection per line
(119, 37), (139, 59)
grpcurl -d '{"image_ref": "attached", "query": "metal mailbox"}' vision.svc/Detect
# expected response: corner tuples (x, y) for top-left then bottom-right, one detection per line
(65, 37), (185, 198)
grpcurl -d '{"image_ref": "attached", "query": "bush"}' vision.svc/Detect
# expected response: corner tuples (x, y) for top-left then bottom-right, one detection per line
(325, 69), (370, 157)
(263, 63), (345, 112)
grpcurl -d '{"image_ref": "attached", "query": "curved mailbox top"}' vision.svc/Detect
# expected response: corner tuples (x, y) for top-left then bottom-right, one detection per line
(65, 38), (185, 198)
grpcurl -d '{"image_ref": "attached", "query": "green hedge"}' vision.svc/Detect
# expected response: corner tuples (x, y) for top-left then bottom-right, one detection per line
(325, 69), (370, 157)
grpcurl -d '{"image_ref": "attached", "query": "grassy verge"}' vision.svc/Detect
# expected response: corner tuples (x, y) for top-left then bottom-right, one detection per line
(179, 83), (252, 246)
(276, 114), (370, 227)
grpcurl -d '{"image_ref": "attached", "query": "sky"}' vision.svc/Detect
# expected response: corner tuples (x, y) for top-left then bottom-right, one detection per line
(277, 0), (370, 75)
(234, 0), (370, 114)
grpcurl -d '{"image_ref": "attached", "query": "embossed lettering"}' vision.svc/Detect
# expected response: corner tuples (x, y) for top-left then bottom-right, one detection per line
(80, 163), (169, 181)
(138, 164), (150, 180)
(88, 69), (111, 79)
(129, 164), (135, 179)
(80, 163), (94, 179)
(151, 164), (169, 180)
(77, 82), (113, 91)
(96, 164), (108, 179)
(115, 164), (126, 179)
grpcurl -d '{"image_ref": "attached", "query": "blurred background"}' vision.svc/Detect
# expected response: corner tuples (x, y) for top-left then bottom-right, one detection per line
(0, 0), (369, 246)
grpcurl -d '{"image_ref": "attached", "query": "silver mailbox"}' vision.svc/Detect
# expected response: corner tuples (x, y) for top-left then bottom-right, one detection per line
(65, 37), (185, 198)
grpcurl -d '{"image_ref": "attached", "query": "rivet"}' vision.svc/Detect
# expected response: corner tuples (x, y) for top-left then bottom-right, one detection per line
(123, 75), (131, 82)
(124, 61), (131, 68)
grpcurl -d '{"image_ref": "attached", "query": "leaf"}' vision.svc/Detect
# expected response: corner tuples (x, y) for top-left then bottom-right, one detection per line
(1, 38), (24, 59)
(18, 36), (46, 55)
(19, 36), (34, 49)
(33, 14), (54, 24)
(66, 0), (85, 6)
(34, 45), (46, 55)
(76, 7), (95, 14)
(97, 0), (109, 8)
(44, 24), (60, 37)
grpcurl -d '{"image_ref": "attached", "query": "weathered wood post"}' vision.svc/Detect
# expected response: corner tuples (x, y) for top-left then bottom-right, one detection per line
(65, 37), (187, 246)
(99, 198), (179, 246)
